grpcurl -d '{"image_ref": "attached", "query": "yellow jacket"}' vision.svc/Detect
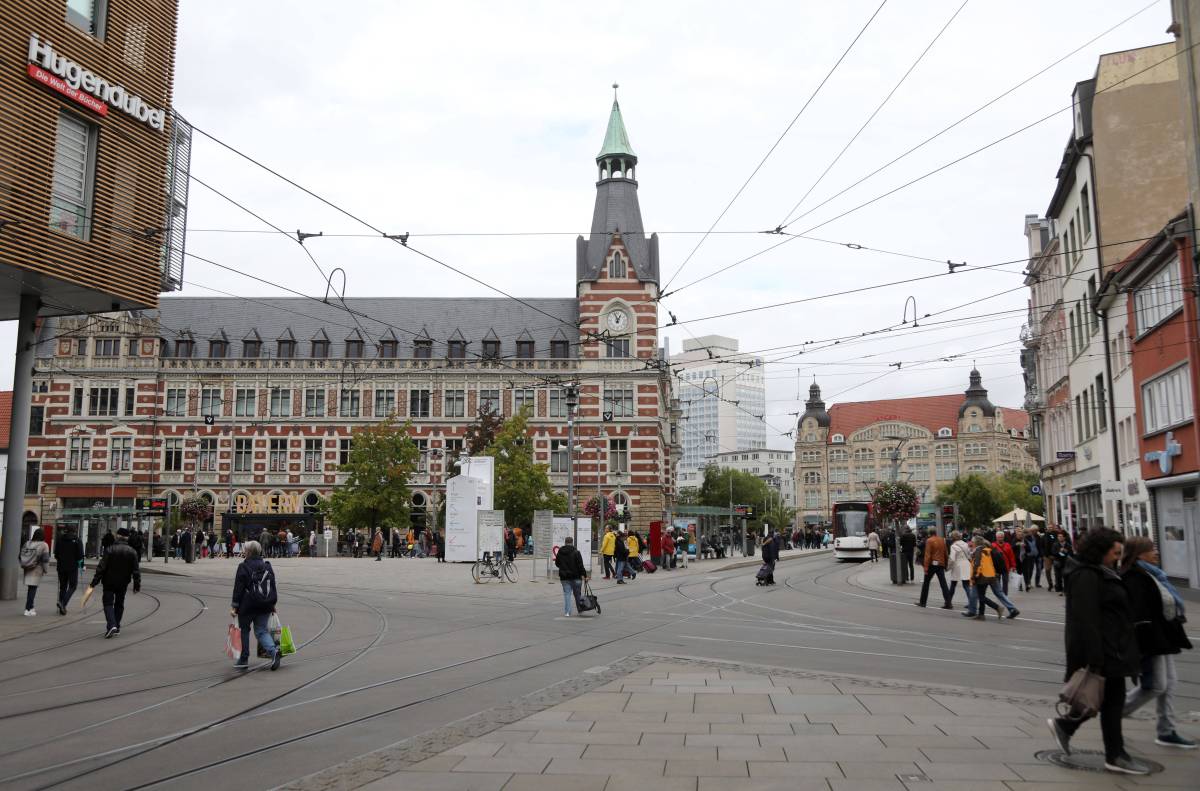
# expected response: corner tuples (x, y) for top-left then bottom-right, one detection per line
(626, 535), (640, 558)
(600, 531), (616, 556)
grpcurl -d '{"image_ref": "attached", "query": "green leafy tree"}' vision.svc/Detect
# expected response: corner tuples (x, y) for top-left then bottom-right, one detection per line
(323, 417), (419, 535)
(486, 407), (567, 529)
(761, 503), (796, 534)
(698, 466), (772, 524)
(986, 469), (1044, 515)
(936, 474), (1002, 530)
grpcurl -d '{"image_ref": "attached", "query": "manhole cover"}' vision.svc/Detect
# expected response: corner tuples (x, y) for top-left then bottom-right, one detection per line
(1036, 749), (1163, 775)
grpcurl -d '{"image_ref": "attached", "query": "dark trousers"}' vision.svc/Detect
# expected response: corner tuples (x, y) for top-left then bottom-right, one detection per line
(102, 586), (128, 631)
(602, 554), (614, 577)
(24, 584), (38, 610)
(902, 551), (915, 582)
(1044, 559), (1057, 591)
(1000, 567), (1009, 595)
(1021, 556), (1038, 588)
(1058, 674), (1126, 761)
(919, 565), (951, 606)
(869, 549), (878, 562)
(58, 567), (79, 609)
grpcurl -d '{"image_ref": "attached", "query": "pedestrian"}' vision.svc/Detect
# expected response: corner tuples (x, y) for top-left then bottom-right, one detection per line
(899, 527), (916, 583)
(1047, 527), (1145, 775)
(866, 530), (881, 562)
(436, 529), (446, 563)
(88, 527), (140, 637)
(1040, 525), (1056, 591)
(101, 528), (115, 554)
(614, 527), (630, 584)
(53, 525), (85, 615)
(992, 531), (1017, 597)
(1019, 527), (1040, 591)
(626, 530), (641, 578)
(129, 528), (144, 561)
(600, 525), (616, 579)
(821, 529), (832, 549)
(759, 531), (778, 585)
(947, 531), (972, 612)
(230, 540), (281, 671)
(514, 526), (525, 555)
(19, 528), (51, 616)
(553, 535), (589, 616)
(1119, 536), (1195, 749)
(181, 527), (193, 563)
(309, 529), (317, 557)
(1052, 528), (1072, 594)
(504, 527), (517, 562)
(661, 530), (675, 571)
(372, 528), (384, 561)
(227, 528), (236, 558)
(170, 530), (180, 559)
(916, 530), (952, 608)
(973, 532), (1019, 620)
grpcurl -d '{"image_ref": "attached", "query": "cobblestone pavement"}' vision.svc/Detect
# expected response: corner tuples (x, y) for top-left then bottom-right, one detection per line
(282, 655), (1199, 791)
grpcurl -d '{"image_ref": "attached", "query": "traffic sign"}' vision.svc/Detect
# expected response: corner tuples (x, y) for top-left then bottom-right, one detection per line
(1030, 484), (1042, 496)
(204, 414), (215, 425)
(1055, 451), (1075, 460)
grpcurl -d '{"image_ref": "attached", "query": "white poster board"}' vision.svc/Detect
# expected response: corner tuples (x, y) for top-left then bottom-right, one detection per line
(532, 510), (554, 560)
(477, 510), (506, 558)
(446, 475), (482, 562)
(458, 456), (494, 510)
(551, 516), (592, 571)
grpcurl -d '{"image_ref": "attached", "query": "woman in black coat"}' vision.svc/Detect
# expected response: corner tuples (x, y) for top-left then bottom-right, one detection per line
(1120, 536), (1195, 749)
(1047, 528), (1145, 775)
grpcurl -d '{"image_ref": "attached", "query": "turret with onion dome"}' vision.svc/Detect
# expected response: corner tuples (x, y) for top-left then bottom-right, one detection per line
(958, 368), (997, 418)
(800, 380), (831, 429)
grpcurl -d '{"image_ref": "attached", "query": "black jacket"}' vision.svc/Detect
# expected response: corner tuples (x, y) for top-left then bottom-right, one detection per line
(54, 535), (84, 569)
(232, 557), (277, 615)
(555, 545), (587, 580)
(91, 541), (140, 591)
(614, 536), (630, 561)
(1123, 565), (1192, 657)
(899, 532), (916, 553)
(1063, 557), (1138, 679)
(761, 539), (778, 564)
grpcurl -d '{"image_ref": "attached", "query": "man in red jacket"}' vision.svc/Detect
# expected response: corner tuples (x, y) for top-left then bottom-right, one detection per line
(992, 531), (1018, 597)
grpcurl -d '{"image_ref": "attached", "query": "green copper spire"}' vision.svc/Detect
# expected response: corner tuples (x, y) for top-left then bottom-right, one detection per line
(598, 83), (636, 161)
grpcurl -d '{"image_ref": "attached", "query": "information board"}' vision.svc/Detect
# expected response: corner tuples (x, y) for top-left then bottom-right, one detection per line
(532, 510), (554, 560)
(476, 510), (506, 557)
(551, 516), (592, 567)
(458, 456), (494, 510)
(445, 475), (482, 562)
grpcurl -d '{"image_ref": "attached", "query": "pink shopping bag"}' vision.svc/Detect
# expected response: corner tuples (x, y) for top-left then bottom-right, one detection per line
(224, 622), (242, 660)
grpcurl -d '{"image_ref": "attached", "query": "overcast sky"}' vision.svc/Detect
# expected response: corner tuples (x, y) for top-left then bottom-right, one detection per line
(1, 0), (1175, 448)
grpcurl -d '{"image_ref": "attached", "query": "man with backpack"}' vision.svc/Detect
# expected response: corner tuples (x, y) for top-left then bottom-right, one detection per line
(54, 525), (85, 614)
(89, 527), (141, 638)
(968, 532), (1019, 621)
(230, 539), (281, 670)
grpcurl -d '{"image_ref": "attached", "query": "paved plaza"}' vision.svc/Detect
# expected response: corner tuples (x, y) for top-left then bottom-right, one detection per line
(0, 550), (1196, 790)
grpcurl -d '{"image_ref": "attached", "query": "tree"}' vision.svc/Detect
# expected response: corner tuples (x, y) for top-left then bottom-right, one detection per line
(871, 481), (920, 526)
(987, 469), (1044, 515)
(698, 466), (772, 523)
(486, 407), (567, 529)
(323, 417), (419, 535)
(936, 474), (1002, 530)
(761, 503), (796, 535)
(464, 405), (504, 456)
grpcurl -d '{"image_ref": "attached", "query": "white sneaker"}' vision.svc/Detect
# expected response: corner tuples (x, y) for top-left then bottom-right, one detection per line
(27, 609), (36, 616)
(23, 609), (32, 616)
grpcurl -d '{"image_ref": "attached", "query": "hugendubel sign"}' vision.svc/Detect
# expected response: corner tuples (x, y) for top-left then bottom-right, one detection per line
(26, 35), (165, 131)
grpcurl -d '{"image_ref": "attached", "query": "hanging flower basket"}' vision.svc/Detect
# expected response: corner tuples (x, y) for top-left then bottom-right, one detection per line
(871, 481), (920, 525)
(179, 496), (212, 524)
(584, 494), (617, 522)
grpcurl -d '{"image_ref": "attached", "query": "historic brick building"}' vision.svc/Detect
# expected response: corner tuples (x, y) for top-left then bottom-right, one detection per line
(19, 96), (680, 550)
(793, 370), (1035, 526)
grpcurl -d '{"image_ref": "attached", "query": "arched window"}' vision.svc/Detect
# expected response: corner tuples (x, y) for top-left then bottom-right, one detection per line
(830, 433), (845, 444)
(609, 252), (625, 278)
(937, 427), (953, 438)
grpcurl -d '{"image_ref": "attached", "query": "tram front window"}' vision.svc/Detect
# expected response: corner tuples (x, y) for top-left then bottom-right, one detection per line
(837, 512), (868, 537)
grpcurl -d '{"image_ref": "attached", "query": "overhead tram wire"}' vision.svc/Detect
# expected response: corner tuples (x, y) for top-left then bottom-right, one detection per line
(779, 0), (1162, 230)
(187, 124), (606, 347)
(667, 38), (1200, 297)
(658, 0), (889, 291)
(777, 0), (970, 228)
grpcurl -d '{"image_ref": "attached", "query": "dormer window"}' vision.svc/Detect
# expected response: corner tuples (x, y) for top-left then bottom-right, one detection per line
(830, 434), (845, 444)
(311, 339), (329, 358)
(379, 339), (398, 358)
(937, 427), (952, 438)
(243, 339), (261, 358)
(278, 339), (295, 358)
(550, 339), (569, 359)
(448, 340), (466, 359)
(516, 340), (534, 359)
(176, 338), (194, 358)
(345, 339), (363, 358)
(414, 339), (432, 359)
(482, 340), (500, 359)
(209, 340), (227, 358)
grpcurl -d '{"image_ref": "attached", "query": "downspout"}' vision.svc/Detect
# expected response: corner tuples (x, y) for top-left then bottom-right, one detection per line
(1080, 149), (1123, 532)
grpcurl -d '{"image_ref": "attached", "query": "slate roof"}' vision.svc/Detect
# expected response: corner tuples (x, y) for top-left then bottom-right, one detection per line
(124, 297), (579, 358)
(0, 391), (11, 451)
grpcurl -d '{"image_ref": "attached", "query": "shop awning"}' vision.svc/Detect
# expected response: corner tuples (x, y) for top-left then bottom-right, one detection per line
(992, 508), (1045, 524)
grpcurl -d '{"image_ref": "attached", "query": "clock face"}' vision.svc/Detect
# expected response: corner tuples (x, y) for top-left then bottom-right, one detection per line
(607, 310), (629, 331)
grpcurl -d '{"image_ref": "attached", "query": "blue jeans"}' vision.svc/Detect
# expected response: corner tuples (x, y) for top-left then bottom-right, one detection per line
(981, 578), (1017, 612)
(615, 559), (627, 579)
(1125, 653), (1179, 737)
(963, 581), (977, 615)
(238, 612), (276, 662)
(560, 579), (582, 614)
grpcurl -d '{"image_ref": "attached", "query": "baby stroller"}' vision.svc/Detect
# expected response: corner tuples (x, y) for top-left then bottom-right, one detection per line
(755, 561), (776, 586)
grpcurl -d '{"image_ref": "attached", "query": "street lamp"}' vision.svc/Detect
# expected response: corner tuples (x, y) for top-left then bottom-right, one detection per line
(564, 384), (580, 551)
(883, 435), (910, 585)
(424, 447), (444, 552)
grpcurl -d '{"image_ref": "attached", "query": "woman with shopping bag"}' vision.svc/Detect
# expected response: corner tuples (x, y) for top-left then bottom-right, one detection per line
(230, 540), (281, 671)
(1047, 528), (1144, 775)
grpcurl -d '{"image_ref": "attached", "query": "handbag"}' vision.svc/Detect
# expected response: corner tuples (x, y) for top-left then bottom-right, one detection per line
(224, 622), (243, 660)
(1057, 667), (1105, 719)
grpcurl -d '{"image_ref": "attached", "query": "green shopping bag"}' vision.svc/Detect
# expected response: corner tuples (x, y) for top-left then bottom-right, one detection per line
(279, 625), (297, 655)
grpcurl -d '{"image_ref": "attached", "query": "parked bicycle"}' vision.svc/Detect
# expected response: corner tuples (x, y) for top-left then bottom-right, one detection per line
(471, 552), (517, 583)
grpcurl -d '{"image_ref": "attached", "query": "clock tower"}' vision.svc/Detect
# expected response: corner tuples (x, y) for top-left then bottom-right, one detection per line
(576, 87), (660, 360)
